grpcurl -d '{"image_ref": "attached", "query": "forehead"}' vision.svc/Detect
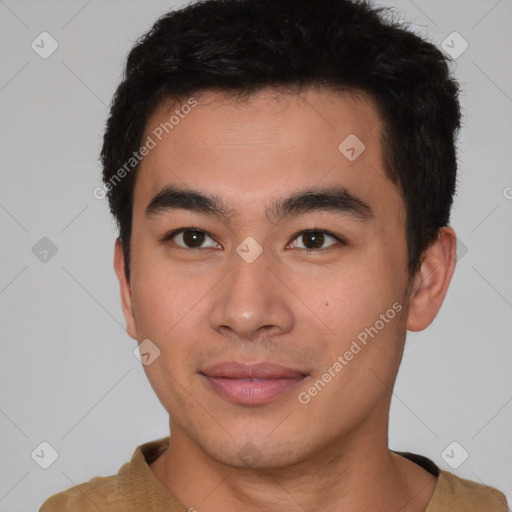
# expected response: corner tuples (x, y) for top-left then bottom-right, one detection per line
(133, 87), (404, 226)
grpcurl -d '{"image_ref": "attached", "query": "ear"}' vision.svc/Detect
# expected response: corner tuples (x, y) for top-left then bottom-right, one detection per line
(114, 238), (138, 340)
(406, 227), (457, 332)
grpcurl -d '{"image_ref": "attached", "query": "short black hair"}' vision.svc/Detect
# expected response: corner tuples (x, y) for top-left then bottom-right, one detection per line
(101, 0), (461, 282)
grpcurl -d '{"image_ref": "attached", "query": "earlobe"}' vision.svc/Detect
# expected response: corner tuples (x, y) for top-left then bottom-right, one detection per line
(406, 227), (457, 332)
(113, 238), (138, 340)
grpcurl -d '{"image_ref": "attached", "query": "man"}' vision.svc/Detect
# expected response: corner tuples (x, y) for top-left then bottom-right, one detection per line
(40, 0), (508, 510)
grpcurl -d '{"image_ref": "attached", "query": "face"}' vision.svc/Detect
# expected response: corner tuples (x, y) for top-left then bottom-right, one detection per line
(115, 88), (427, 469)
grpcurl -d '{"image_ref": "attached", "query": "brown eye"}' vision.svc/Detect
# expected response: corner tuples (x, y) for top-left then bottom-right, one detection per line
(289, 230), (340, 251)
(301, 231), (325, 249)
(182, 230), (206, 248)
(168, 229), (220, 249)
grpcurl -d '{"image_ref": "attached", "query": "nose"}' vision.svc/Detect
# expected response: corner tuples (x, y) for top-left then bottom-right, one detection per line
(209, 248), (294, 342)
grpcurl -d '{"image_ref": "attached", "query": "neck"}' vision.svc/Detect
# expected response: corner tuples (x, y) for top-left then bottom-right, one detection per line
(149, 403), (437, 512)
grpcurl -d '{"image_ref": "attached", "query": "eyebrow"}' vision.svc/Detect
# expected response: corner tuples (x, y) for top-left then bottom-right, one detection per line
(144, 184), (374, 223)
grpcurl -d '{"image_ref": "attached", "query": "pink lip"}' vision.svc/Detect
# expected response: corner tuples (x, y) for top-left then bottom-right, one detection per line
(200, 361), (308, 405)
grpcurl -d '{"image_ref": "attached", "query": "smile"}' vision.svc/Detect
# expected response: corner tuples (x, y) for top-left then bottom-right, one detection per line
(199, 361), (308, 405)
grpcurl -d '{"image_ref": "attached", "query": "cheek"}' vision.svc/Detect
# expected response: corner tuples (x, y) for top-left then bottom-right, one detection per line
(312, 260), (402, 334)
(129, 253), (202, 343)
(297, 257), (408, 384)
(131, 266), (201, 397)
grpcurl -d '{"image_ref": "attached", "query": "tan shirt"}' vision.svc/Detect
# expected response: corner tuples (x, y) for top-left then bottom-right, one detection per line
(39, 437), (508, 511)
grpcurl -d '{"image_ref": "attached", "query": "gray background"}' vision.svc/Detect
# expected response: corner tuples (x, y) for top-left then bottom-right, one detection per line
(0, 0), (511, 510)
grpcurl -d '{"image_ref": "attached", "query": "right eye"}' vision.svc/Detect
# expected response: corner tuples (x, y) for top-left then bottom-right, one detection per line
(161, 228), (221, 250)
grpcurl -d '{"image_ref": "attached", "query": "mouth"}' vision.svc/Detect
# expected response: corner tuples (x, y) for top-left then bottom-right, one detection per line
(199, 361), (308, 405)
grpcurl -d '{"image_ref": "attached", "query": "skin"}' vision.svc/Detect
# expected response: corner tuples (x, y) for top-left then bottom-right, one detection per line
(114, 87), (457, 512)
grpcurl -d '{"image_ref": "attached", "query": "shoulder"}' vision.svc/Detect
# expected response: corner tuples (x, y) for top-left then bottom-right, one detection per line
(429, 470), (508, 511)
(38, 437), (170, 512)
(391, 449), (508, 512)
(38, 471), (127, 512)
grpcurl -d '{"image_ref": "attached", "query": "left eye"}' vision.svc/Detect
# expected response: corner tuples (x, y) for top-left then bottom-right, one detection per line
(288, 230), (341, 250)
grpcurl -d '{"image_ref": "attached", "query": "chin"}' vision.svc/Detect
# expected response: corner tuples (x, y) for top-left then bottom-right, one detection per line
(202, 433), (311, 471)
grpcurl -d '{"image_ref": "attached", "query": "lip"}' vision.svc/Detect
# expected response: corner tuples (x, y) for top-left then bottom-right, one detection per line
(200, 361), (308, 405)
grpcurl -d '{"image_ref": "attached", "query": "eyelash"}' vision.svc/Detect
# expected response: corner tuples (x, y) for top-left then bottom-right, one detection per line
(159, 227), (346, 253)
